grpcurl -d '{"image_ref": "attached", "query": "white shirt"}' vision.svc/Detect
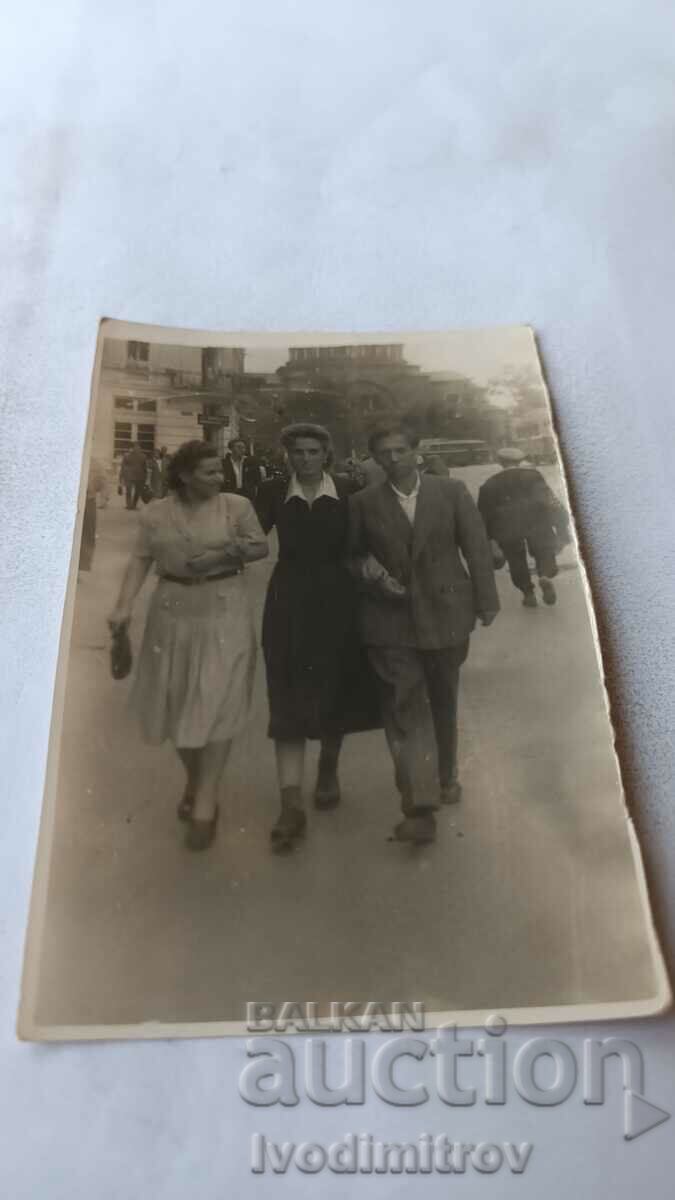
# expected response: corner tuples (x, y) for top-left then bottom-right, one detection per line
(389, 472), (421, 525)
(285, 472), (339, 507)
(232, 458), (244, 489)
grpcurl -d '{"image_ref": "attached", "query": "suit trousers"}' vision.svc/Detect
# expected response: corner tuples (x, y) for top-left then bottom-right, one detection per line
(125, 481), (143, 510)
(368, 641), (469, 815)
(500, 537), (557, 595)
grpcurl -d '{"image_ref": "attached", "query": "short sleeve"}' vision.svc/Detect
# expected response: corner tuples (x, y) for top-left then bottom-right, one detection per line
(232, 496), (267, 543)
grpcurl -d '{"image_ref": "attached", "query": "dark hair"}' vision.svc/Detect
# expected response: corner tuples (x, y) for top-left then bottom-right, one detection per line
(166, 440), (221, 491)
(279, 422), (334, 466)
(228, 437), (247, 450)
(367, 420), (420, 455)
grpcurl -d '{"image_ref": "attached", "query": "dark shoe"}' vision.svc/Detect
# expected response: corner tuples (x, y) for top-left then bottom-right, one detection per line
(177, 787), (196, 822)
(314, 771), (341, 810)
(522, 590), (538, 608)
(393, 813), (437, 844)
(185, 807), (219, 851)
(270, 807), (307, 851)
(540, 578), (557, 606)
(440, 781), (462, 805)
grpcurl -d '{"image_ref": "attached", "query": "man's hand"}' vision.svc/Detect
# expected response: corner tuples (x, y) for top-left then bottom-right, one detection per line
(379, 574), (407, 600)
(358, 553), (407, 599)
(478, 610), (498, 627)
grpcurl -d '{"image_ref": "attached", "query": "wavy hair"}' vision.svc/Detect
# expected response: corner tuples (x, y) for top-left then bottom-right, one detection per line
(279, 422), (334, 466)
(166, 440), (221, 492)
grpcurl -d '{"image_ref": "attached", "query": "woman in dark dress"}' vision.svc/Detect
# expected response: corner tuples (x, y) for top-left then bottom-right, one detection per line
(255, 423), (380, 849)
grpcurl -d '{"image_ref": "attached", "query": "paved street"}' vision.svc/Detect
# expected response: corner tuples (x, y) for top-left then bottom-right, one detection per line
(34, 469), (657, 1028)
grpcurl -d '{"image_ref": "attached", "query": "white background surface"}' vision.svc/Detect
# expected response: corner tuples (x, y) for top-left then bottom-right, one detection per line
(2, 1), (675, 1195)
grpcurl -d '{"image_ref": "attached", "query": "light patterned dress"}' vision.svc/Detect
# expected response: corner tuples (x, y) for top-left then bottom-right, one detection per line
(129, 492), (268, 748)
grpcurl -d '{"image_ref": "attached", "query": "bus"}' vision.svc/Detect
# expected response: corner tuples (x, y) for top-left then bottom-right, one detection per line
(418, 438), (492, 467)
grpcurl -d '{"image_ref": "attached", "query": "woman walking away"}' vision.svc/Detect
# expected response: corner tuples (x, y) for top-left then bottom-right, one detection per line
(108, 440), (268, 850)
(256, 423), (380, 852)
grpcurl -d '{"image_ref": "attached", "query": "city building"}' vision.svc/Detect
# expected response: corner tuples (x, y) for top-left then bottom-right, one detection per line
(428, 372), (510, 449)
(272, 343), (433, 458)
(92, 338), (245, 469)
(510, 407), (557, 462)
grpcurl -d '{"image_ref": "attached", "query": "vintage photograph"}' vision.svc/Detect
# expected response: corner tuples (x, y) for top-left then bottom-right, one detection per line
(20, 321), (669, 1038)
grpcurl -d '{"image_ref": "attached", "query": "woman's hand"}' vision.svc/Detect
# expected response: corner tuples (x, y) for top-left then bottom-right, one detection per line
(108, 605), (131, 631)
(187, 545), (242, 574)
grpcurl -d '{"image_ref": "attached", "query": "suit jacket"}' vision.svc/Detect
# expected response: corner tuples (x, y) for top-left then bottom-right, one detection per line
(348, 474), (499, 649)
(119, 448), (147, 484)
(221, 454), (262, 500)
(477, 466), (569, 546)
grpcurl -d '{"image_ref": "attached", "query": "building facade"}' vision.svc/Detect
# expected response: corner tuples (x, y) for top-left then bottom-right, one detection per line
(271, 343), (433, 458)
(93, 338), (245, 469)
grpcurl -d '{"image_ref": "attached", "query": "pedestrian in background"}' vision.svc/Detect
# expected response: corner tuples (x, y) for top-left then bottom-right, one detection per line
(119, 442), (148, 510)
(348, 421), (499, 845)
(422, 454), (450, 477)
(221, 437), (263, 502)
(477, 448), (570, 608)
(149, 446), (170, 499)
(108, 440), (268, 851)
(358, 454), (387, 487)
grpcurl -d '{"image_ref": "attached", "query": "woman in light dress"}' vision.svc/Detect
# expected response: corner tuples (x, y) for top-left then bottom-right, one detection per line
(108, 440), (268, 850)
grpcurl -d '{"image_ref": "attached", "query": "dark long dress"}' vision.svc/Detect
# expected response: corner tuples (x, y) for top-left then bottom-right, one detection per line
(256, 476), (381, 740)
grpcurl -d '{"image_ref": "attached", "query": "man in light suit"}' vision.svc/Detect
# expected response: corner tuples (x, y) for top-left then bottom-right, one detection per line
(348, 422), (499, 844)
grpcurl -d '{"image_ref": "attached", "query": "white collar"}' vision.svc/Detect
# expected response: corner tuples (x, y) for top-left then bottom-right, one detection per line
(285, 472), (339, 504)
(389, 472), (421, 501)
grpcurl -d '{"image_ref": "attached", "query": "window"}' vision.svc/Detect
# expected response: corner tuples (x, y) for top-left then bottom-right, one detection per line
(127, 340), (150, 363)
(114, 420), (156, 458)
(114, 422), (133, 457)
(115, 395), (157, 413)
(202, 347), (223, 382)
(137, 424), (155, 455)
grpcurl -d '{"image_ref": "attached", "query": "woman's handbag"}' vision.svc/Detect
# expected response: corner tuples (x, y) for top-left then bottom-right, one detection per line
(110, 624), (133, 680)
(140, 482), (153, 505)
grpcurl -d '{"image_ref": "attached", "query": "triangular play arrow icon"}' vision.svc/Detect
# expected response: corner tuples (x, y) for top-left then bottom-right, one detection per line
(624, 1090), (671, 1140)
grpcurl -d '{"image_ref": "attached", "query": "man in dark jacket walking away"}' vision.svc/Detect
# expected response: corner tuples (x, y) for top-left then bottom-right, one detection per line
(478, 448), (570, 608)
(119, 443), (148, 510)
(348, 421), (499, 845)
